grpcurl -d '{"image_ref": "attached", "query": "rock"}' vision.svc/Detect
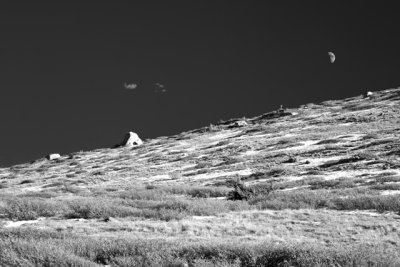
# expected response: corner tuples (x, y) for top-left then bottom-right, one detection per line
(230, 120), (248, 128)
(365, 91), (374, 98)
(101, 217), (119, 223)
(116, 131), (143, 147)
(46, 154), (60, 160)
(277, 105), (285, 114)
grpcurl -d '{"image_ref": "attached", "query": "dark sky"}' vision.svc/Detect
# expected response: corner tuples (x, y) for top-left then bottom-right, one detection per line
(0, 1), (399, 166)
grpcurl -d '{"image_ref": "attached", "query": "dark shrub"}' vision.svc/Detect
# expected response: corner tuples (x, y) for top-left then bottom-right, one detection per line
(227, 179), (274, 201)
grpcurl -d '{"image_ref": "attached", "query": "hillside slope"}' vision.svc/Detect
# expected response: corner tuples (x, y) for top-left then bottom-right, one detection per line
(0, 88), (400, 266)
(2, 88), (400, 192)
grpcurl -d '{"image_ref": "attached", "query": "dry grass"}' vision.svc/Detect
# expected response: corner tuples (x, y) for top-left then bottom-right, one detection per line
(0, 226), (398, 266)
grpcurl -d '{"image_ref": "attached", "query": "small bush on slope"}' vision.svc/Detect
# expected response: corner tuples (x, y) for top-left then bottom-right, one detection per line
(227, 179), (274, 201)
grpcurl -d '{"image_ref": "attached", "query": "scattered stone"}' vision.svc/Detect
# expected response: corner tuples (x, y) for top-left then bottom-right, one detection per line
(46, 154), (60, 160)
(115, 131), (143, 148)
(229, 120), (248, 128)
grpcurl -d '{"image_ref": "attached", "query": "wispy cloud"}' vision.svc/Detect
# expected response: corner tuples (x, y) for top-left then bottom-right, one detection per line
(123, 83), (138, 90)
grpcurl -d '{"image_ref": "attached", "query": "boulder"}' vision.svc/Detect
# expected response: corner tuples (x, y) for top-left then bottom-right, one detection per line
(117, 131), (143, 147)
(46, 153), (60, 160)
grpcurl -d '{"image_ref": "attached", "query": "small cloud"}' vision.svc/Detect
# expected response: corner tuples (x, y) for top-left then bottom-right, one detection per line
(154, 83), (167, 93)
(123, 83), (138, 90)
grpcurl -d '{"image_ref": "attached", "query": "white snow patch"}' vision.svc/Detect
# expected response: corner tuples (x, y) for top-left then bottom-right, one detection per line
(242, 150), (259, 157)
(179, 164), (198, 170)
(305, 156), (343, 167)
(208, 131), (241, 140)
(301, 140), (320, 147)
(336, 133), (363, 141)
(280, 186), (308, 191)
(20, 186), (43, 192)
(3, 217), (45, 228)
(269, 140), (319, 153)
(322, 169), (388, 180)
(147, 174), (171, 181)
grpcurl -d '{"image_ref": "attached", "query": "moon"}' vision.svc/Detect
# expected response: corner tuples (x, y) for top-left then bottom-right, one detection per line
(328, 52), (335, 63)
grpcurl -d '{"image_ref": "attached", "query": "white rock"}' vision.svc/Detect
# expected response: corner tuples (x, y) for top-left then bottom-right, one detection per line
(46, 153), (60, 160)
(119, 132), (143, 147)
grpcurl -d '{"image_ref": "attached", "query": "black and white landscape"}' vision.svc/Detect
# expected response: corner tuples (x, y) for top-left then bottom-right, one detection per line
(0, 2), (400, 266)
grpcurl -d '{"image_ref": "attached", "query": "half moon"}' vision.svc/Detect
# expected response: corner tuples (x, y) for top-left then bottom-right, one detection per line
(328, 52), (335, 63)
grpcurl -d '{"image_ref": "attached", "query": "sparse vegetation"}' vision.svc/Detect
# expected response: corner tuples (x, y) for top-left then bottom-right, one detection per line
(250, 189), (400, 213)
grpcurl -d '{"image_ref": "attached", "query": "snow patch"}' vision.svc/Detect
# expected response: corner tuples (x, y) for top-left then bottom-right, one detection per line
(3, 217), (45, 228)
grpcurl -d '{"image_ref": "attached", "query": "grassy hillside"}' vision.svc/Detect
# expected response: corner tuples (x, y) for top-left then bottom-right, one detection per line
(0, 88), (400, 266)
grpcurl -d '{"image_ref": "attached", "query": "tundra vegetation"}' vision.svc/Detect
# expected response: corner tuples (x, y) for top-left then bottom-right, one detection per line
(0, 88), (400, 266)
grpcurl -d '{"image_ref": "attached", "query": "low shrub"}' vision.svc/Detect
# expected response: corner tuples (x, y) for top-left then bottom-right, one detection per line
(163, 185), (230, 198)
(117, 188), (169, 201)
(0, 229), (399, 266)
(17, 191), (58, 198)
(0, 198), (63, 220)
(227, 179), (274, 201)
(251, 189), (400, 213)
(130, 198), (251, 220)
(370, 183), (400, 191)
(331, 194), (400, 212)
(268, 166), (298, 177)
(65, 198), (139, 219)
(309, 178), (358, 190)
(316, 139), (341, 145)
(251, 190), (329, 210)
